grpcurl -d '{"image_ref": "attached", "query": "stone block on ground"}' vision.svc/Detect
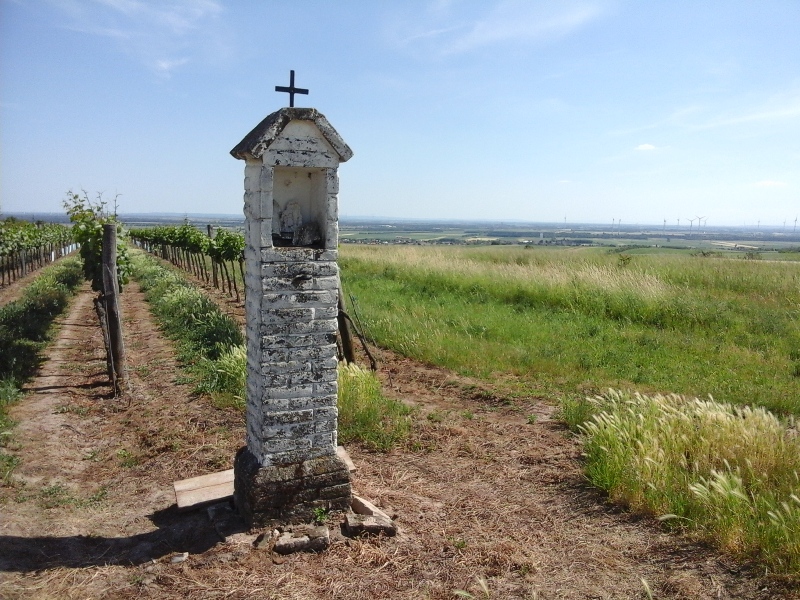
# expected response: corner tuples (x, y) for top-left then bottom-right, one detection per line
(343, 512), (397, 537)
(274, 524), (330, 554)
(351, 494), (392, 520)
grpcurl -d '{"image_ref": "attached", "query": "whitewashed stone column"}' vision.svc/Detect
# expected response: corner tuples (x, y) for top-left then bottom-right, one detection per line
(230, 108), (353, 527)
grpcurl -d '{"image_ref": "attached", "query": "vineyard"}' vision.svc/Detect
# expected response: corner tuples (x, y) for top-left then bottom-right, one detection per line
(1, 217), (799, 598)
(0, 219), (75, 287)
(130, 225), (245, 300)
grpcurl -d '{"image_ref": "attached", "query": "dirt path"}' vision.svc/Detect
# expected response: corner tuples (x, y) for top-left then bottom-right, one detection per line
(0, 269), (797, 599)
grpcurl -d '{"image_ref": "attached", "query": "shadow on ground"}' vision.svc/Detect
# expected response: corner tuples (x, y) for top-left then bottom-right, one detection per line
(0, 501), (247, 572)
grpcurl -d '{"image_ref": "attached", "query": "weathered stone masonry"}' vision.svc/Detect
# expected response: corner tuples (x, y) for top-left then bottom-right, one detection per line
(230, 108), (353, 527)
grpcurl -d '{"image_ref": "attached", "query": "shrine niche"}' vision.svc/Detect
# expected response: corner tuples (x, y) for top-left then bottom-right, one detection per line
(271, 166), (326, 248)
(231, 108), (352, 251)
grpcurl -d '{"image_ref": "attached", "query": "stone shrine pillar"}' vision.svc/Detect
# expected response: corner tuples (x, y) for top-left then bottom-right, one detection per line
(230, 108), (353, 527)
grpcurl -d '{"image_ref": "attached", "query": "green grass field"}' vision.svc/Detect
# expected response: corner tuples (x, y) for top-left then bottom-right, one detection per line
(341, 244), (800, 415)
(341, 243), (800, 573)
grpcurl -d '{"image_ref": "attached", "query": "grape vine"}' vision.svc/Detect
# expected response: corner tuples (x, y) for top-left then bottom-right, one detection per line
(0, 218), (74, 286)
(130, 224), (245, 300)
(63, 190), (130, 292)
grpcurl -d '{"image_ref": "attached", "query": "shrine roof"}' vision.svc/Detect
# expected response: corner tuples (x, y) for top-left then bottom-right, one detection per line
(230, 107), (353, 162)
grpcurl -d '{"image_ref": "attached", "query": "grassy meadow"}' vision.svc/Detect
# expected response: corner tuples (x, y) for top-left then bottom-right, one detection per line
(341, 244), (800, 572)
(340, 244), (800, 416)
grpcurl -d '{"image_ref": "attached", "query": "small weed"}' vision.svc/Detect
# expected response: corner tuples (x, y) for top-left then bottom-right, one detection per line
(338, 364), (413, 451)
(0, 379), (22, 407)
(1, 381), (21, 458)
(116, 448), (139, 468)
(454, 576), (490, 599)
(557, 396), (596, 431)
(35, 482), (107, 509)
(526, 414), (538, 425)
(1, 452), (20, 484)
(132, 364), (152, 377)
(39, 483), (77, 509)
(426, 410), (446, 423)
(86, 486), (108, 505)
(211, 392), (245, 410)
(450, 537), (467, 550)
(54, 403), (89, 416)
(312, 507), (329, 525)
(461, 410), (474, 420)
(640, 578), (654, 600)
(82, 449), (101, 462)
(60, 362), (91, 373)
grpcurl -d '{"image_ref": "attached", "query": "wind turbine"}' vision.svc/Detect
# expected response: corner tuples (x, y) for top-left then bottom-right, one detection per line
(696, 216), (705, 234)
(663, 219), (667, 232)
(794, 217), (798, 233)
(688, 218), (695, 234)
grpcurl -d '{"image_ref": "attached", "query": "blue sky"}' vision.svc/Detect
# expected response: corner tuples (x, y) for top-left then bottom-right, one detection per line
(1, 0), (798, 226)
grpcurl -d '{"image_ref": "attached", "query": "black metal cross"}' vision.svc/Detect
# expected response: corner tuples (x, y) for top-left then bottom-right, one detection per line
(275, 70), (308, 108)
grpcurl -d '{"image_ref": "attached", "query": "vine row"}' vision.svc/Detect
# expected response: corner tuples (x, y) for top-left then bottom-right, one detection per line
(0, 218), (75, 287)
(129, 225), (246, 300)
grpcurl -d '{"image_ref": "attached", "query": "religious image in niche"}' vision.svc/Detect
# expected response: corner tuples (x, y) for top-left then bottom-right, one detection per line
(272, 199), (322, 247)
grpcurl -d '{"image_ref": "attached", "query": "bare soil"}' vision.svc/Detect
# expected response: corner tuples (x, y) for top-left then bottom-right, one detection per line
(1, 272), (798, 599)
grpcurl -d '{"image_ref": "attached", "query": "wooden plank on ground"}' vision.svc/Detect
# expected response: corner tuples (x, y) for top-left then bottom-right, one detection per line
(174, 468), (234, 510)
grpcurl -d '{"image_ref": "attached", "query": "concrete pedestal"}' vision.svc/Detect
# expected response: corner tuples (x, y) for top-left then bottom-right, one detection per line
(233, 447), (350, 527)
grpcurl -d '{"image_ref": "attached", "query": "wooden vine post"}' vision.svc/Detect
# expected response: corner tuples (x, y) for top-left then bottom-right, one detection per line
(337, 285), (356, 364)
(207, 225), (219, 289)
(102, 224), (126, 393)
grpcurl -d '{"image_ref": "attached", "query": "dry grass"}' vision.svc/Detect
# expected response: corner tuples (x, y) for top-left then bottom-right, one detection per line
(344, 245), (671, 301)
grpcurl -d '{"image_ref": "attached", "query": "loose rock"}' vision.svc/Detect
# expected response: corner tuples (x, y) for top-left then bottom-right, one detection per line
(343, 513), (397, 537)
(273, 525), (330, 554)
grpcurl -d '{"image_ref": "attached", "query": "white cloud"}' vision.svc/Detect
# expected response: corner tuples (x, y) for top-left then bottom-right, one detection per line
(708, 104), (800, 128)
(614, 92), (800, 139)
(397, 0), (607, 57)
(49, 0), (225, 75)
(155, 57), (189, 74)
(402, 25), (467, 44)
(754, 180), (787, 187)
(635, 143), (655, 151)
(446, 2), (603, 55)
